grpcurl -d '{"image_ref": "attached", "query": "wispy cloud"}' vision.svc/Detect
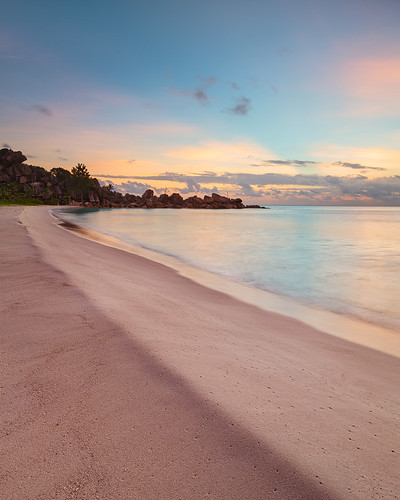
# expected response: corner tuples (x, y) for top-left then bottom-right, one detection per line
(167, 75), (217, 107)
(313, 144), (400, 173)
(25, 104), (53, 116)
(2, 143), (11, 148)
(333, 161), (386, 171)
(197, 75), (217, 88)
(168, 86), (210, 106)
(127, 159), (136, 164)
(193, 89), (209, 106)
(225, 96), (252, 116)
(263, 159), (318, 167)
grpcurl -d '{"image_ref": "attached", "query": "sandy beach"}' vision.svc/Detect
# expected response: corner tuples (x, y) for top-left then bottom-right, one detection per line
(1, 206), (399, 499)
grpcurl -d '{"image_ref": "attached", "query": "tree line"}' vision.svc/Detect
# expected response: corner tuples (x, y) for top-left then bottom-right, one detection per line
(50, 163), (97, 203)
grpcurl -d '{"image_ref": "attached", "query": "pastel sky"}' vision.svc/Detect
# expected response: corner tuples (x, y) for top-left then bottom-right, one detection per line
(1, 0), (400, 205)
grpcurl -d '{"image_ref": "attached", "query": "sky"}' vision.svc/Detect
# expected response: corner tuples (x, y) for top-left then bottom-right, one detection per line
(1, 0), (400, 205)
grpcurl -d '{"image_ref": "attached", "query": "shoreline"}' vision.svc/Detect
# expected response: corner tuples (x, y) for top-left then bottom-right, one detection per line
(2, 205), (400, 498)
(52, 206), (400, 358)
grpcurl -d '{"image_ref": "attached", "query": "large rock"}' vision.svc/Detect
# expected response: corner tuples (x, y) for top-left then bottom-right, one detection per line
(142, 189), (154, 199)
(211, 193), (230, 203)
(0, 148), (27, 168)
(159, 193), (170, 204)
(170, 193), (184, 206)
(88, 191), (100, 203)
(0, 170), (10, 182)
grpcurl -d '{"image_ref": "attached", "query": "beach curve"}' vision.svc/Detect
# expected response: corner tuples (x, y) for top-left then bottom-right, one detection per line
(1, 206), (399, 499)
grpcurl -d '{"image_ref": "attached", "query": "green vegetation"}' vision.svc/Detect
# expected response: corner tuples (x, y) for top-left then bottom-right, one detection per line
(0, 182), (45, 205)
(50, 167), (73, 183)
(0, 162), (96, 205)
(70, 163), (95, 202)
(71, 163), (90, 177)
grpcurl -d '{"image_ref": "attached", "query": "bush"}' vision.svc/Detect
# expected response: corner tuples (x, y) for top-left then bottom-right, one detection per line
(0, 182), (44, 205)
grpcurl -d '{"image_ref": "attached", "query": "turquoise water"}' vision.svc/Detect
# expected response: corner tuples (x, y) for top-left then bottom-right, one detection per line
(58, 206), (400, 331)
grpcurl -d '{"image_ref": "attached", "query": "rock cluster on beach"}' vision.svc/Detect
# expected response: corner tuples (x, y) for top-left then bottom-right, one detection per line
(0, 149), (57, 200)
(102, 189), (247, 209)
(0, 147), (263, 208)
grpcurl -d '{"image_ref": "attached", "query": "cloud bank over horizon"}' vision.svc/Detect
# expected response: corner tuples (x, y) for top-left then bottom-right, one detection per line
(96, 170), (400, 206)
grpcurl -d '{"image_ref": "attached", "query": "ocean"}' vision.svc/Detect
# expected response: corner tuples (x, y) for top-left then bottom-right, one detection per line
(57, 206), (400, 332)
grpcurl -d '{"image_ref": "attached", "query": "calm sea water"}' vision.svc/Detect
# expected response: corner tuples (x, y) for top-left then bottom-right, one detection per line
(58, 206), (400, 331)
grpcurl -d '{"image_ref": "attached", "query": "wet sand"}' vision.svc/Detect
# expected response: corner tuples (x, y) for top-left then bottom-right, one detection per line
(1, 206), (399, 499)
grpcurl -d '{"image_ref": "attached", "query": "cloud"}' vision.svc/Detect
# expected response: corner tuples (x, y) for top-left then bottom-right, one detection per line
(58, 157), (69, 162)
(180, 178), (201, 193)
(197, 75), (217, 87)
(168, 86), (210, 106)
(135, 171), (322, 186)
(179, 185), (218, 195)
(108, 179), (219, 197)
(313, 144), (400, 173)
(127, 159), (136, 164)
(167, 76), (217, 106)
(131, 171), (400, 204)
(93, 169), (400, 204)
(113, 181), (154, 194)
(193, 90), (209, 106)
(26, 104), (53, 116)
(323, 175), (400, 201)
(2, 143), (11, 148)
(225, 96), (252, 116)
(231, 82), (240, 90)
(333, 161), (386, 171)
(263, 159), (318, 167)
(238, 182), (259, 197)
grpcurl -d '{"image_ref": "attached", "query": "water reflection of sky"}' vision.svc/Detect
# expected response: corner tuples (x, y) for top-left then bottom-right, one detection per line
(59, 206), (400, 330)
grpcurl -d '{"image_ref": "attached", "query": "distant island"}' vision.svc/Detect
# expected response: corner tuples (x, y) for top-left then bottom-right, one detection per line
(0, 148), (264, 209)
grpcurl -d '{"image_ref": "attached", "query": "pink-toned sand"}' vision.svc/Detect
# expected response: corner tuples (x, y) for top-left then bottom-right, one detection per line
(1, 206), (399, 499)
